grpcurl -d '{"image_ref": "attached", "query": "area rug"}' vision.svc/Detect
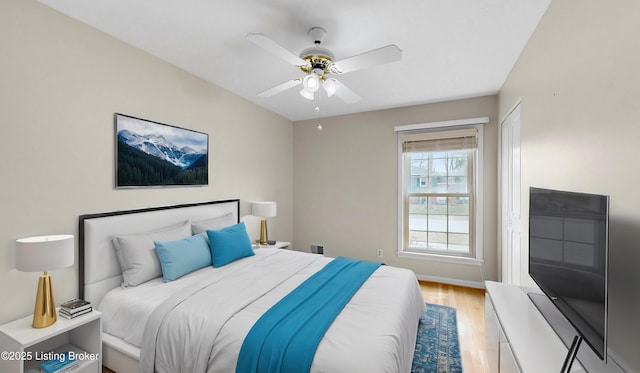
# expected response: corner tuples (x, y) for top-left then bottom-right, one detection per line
(411, 303), (463, 373)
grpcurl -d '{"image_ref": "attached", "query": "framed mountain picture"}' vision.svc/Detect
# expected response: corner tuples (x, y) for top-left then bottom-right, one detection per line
(115, 113), (208, 188)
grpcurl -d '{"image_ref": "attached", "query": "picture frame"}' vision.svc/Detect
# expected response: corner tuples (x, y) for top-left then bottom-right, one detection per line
(115, 113), (208, 188)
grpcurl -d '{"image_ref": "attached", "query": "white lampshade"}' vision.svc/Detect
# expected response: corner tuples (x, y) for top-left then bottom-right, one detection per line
(15, 234), (74, 272)
(323, 78), (338, 98)
(252, 201), (277, 218)
(299, 88), (315, 100)
(302, 74), (320, 92)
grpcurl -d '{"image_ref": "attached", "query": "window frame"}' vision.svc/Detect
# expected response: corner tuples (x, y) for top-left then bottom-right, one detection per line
(396, 118), (487, 265)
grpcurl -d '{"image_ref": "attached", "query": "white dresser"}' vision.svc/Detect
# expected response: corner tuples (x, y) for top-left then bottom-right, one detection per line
(485, 281), (624, 373)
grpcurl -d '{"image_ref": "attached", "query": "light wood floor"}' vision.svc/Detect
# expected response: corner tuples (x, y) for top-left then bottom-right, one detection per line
(103, 282), (487, 373)
(419, 281), (487, 373)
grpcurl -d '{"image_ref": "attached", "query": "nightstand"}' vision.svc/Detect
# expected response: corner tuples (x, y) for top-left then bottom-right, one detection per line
(268, 241), (290, 249)
(0, 310), (101, 373)
(255, 241), (291, 249)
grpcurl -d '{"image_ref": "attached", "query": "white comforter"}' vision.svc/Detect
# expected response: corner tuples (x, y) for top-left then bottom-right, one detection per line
(99, 249), (426, 373)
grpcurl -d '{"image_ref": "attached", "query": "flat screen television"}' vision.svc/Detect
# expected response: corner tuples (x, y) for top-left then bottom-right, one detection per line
(529, 187), (609, 366)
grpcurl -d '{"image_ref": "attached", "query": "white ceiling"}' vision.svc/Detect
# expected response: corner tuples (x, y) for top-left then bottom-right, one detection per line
(37, 0), (550, 121)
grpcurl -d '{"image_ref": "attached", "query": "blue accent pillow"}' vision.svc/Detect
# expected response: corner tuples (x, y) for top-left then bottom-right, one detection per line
(207, 222), (255, 268)
(154, 234), (212, 282)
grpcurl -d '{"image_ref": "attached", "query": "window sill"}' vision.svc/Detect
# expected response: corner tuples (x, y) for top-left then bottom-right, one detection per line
(398, 251), (484, 266)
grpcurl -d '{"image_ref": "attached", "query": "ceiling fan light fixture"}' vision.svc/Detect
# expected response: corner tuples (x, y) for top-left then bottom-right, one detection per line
(299, 88), (315, 100)
(247, 27), (394, 108)
(323, 78), (338, 98)
(302, 74), (320, 92)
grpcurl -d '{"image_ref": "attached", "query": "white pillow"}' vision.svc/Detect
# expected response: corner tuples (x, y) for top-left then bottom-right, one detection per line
(191, 213), (236, 234)
(113, 220), (192, 287)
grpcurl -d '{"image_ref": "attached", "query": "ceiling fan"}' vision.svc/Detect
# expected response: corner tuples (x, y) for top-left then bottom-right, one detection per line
(246, 27), (402, 103)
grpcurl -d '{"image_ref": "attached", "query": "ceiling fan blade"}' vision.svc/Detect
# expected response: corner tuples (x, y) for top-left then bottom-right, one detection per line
(246, 33), (309, 67)
(257, 78), (302, 98)
(331, 79), (361, 104)
(332, 44), (402, 74)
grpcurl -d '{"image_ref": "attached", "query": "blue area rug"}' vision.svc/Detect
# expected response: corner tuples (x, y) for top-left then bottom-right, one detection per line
(411, 303), (463, 373)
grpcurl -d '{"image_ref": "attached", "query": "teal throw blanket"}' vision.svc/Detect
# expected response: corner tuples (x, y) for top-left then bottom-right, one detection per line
(236, 256), (382, 373)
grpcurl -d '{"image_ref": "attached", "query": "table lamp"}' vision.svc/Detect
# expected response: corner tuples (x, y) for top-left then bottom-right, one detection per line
(15, 234), (74, 328)
(251, 202), (277, 246)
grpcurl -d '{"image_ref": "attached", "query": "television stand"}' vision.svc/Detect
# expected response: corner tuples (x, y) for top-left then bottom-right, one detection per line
(485, 281), (624, 372)
(562, 335), (584, 373)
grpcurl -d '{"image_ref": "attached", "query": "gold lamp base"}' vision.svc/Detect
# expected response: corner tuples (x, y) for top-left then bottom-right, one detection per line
(32, 272), (57, 328)
(259, 218), (269, 246)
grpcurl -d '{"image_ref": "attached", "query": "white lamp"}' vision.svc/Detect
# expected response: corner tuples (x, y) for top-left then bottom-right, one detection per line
(15, 235), (74, 328)
(252, 202), (277, 246)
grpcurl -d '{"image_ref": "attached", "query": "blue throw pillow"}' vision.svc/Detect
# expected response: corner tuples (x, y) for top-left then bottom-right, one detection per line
(207, 222), (254, 268)
(154, 234), (212, 282)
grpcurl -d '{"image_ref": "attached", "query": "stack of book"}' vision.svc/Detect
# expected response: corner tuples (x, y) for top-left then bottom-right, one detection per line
(59, 299), (92, 320)
(39, 351), (78, 373)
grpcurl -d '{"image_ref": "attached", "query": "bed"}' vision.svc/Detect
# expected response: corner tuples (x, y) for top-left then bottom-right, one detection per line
(79, 199), (426, 372)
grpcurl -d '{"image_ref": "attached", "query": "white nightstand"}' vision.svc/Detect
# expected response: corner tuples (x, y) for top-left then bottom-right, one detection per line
(270, 241), (291, 249)
(0, 310), (101, 373)
(255, 241), (291, 249)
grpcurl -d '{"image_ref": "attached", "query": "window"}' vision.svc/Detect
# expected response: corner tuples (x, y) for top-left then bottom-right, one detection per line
(396, 120), (485, 263)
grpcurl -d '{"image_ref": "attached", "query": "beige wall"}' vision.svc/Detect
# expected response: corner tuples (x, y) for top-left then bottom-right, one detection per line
(499, 0), (640, 371)
(293, 95), (498, 286)
(0, 0), (293, 324)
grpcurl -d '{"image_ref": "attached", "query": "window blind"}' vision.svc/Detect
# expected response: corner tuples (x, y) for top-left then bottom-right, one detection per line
(401, 128), (478, 153)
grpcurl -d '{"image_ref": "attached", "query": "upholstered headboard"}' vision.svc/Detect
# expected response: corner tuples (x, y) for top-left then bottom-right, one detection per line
(78, 199), (240, 307)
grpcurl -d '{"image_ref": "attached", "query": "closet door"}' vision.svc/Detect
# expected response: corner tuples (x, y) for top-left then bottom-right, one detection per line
(500, 103), (521, 285)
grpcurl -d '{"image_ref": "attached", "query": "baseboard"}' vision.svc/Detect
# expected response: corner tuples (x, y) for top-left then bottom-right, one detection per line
(416, 274), (485, 289)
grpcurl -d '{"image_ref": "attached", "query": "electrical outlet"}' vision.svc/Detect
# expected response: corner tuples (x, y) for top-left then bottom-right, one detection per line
(377, 249), (383, 258)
